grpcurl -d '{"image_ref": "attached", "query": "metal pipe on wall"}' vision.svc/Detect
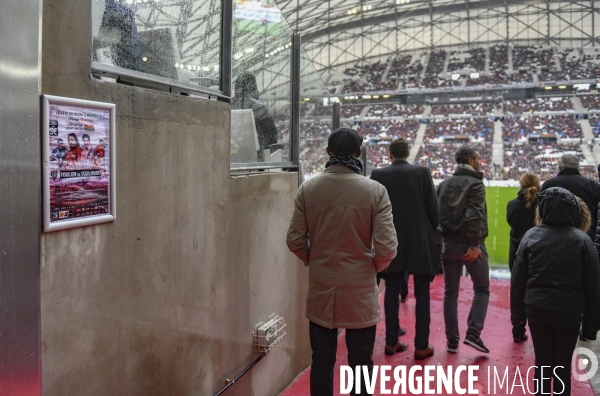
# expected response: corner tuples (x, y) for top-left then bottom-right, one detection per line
(0, 0), (42, 394)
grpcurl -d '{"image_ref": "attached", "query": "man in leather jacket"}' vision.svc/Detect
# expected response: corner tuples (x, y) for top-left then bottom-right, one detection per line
(437, 146), (490, 354)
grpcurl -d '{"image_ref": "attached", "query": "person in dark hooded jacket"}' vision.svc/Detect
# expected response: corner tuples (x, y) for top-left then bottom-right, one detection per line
(511, 187), (600, 396)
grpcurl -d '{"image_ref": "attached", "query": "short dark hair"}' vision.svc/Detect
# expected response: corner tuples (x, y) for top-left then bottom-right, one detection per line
(455, 146), (478, 164)
(389, 138), (409, 159)
(82, 134), (90, 141)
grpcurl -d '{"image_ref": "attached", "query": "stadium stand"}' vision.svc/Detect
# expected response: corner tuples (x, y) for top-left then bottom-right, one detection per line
(365, 104), (424, 118)
(361, 119), (420, 141)
(580, 95), (600, 111)
(424, 118), (495, 142)
(341, 105), (365, 118)
(502, 142), (587, 181)
(413, 143), (493, 180)
(502, 114), (582, 140)
(430, 103), (494, 116)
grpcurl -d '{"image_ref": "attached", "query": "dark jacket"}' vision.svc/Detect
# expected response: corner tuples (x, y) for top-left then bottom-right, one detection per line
(99, 0), (143, 72)
(231, 93), (278, 153)
(436, 165), (488, 246)
(542, 168), (600, 242)
(506, 190), (537, 269)
(370, 159), (439, 274)
(511, 187), (600, 340)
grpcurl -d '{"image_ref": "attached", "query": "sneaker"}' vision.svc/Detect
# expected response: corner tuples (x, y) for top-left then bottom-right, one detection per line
(446, 342), (458, 353)
(513, 334), (528, 343)
(463, 335), (490, 353)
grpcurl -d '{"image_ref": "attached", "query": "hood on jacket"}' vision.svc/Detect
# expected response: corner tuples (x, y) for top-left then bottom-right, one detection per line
(537, 187), (581, 228)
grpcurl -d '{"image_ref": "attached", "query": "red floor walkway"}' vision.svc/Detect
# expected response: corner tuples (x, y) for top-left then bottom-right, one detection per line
(281, 275), (596, 396)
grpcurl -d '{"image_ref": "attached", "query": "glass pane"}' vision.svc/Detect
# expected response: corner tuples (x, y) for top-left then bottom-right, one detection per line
(92, 0), (222, 91)
(299, 47), (334, 179)
(230, 0), (293, 167)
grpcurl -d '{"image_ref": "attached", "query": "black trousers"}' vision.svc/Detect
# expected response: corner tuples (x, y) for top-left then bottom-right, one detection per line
(527, 308), (581, 396)
(309, 321), (376, 396)
(400, 272), (409, 300)
(384, 272), (432, 349)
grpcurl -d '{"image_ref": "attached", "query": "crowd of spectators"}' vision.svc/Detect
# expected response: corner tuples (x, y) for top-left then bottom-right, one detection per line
(539, 47), (583, 81)
(504, 98), (574, 114)
(361, 119), (420, 141)
(341, 105), (365, 118)
(333, 46), (600, 95)
(388, 54), (424, 90)
(425, 50), (446, 76)
(430, 103), (494, 116)
(448, 48), (486, 72)
(414, 143), (493, 179)
(299, 120), (331, 178)
(580, 95), (600, 111)
(486, 45), (509, 84)
(513, 45), (555, 71)
(501, 142), (586, 181)
(502, 114), (582, 140)
(365, 104), (424, 118)
(310, 106), (333, 117)
(507, 72), (532, 83)
(341, 61), (396, 93)
(424, 118), (494, 142)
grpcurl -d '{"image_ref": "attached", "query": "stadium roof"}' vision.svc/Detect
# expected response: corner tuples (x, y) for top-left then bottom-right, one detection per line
(276, 0), (600, 73)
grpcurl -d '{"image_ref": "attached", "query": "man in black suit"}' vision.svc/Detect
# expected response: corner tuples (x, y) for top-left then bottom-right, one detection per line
(370, 138), (439, 360)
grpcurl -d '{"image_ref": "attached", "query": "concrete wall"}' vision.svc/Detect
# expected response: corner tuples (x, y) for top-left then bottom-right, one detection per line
(41, 1), (310, 395)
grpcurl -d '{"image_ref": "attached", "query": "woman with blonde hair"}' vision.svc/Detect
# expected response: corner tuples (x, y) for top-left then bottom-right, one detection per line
(511, 187), (600, 395)
(507, 171), (540, 343)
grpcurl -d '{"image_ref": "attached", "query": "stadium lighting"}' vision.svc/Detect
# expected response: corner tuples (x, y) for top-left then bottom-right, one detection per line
(245, 48), (255, 53)
(559, 85), (567, 89)
(202, 66), (209, 71)
(545, 87), (552, 90)
(470, 72), (480, 79)
(344, 96), (349, 100)
(142, 57), (148, 62)
(363, 95), (372, 99)
(373, 95), (380, 99)
(451, 73), (460, 81)
(383, 94), (390, 98)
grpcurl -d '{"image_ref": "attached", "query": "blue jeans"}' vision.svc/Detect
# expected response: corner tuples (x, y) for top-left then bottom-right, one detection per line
(442, 242), (490, 343)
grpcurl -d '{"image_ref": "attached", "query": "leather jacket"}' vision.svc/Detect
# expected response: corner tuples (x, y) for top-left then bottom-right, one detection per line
(436, 165), (488, 246)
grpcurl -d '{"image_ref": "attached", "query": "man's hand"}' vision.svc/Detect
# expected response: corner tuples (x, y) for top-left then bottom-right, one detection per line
(463, 247), (482, 263)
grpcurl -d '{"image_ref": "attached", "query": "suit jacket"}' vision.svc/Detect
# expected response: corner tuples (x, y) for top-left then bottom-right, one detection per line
(286, 164), (398, 329)
(370, 159), (439, 275)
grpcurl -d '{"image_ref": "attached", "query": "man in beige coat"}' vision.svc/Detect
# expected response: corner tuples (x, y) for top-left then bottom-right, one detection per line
(286, 128), (398, 396)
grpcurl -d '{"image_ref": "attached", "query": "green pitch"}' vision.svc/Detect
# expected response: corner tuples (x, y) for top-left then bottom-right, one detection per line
(485, 186), (520, 267)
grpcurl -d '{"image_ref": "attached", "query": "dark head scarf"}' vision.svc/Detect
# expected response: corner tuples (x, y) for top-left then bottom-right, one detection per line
(325, 128), (364, 174)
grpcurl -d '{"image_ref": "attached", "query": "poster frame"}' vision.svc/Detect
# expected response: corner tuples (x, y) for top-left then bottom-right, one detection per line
(42, 94), (116, 232)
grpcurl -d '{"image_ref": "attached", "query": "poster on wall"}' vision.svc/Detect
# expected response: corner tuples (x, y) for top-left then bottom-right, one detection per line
(42, 95), (116, 232)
